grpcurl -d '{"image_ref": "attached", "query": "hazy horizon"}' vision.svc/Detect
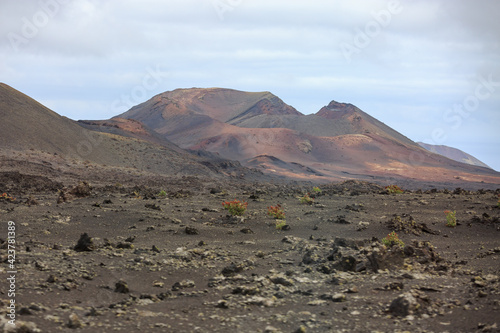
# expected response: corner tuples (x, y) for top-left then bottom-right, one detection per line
(2, 0), (499, 170)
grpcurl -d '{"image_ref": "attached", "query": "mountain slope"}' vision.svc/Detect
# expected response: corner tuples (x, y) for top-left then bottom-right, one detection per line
(118, 87), (303, 151)
(235, 100), (416, 148)
(116, 87), (500, 185)
(0, 82), (99, 159)
(0, 83), (248, 179)
(418, 142), (492, 169)
(77, 117), (187, 154)
(120, 87), (300, 127)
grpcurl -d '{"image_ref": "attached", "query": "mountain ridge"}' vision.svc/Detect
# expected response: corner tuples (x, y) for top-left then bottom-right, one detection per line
(116, 87), (500, 185)
(2, 82), (498, 187)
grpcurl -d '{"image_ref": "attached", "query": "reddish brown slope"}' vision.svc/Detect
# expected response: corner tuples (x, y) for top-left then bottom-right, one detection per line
(77, 118), (187, 154)
(116, 87), (500, 185)
(120, 88), (300, 127)
(0, 83), (243, 178)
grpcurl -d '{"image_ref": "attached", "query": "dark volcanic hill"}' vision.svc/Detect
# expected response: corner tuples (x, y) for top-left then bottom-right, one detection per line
(0, 82), (98, 159)
(0, 83), (251, 182)
(117, 87), (500, 186)
(418, 142), (492, 170)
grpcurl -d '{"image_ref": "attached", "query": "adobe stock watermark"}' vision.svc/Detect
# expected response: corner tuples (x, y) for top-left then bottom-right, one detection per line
(431, 74), (500, 145)
(73, 65), (168, 158)
(110, 65), (169, 114)
(7, 0), (68, 52)
(340, 0), (403, 63)
(210, 0), (243, 21)
(398, 73), (500, 178)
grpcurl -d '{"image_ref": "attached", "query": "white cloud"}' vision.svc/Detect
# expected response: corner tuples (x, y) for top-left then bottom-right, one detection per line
(1, 0), (499, 170)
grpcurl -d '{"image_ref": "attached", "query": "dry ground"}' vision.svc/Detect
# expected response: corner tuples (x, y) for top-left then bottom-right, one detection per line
(1, 178), (499, 333)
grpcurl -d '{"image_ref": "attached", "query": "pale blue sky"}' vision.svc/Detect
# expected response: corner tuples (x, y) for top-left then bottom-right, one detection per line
(2, 0), (499, 170)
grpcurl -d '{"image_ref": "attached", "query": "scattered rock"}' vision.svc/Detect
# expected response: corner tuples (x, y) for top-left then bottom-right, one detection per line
(221, 262), (245, 277)
(294, 325), (307, 333)
(1, 319), (41, 332)
(25, 196), (39, 206)
(47, 275), (58, 283)
(240, 227), (254, 234)
(245, 296), (275, 307)
(264, 325), (281, 333)
(389, 293), (418, 317)
(67, 313), (83, 329)
(169, 217), (182, 224)
(73, 233), (95, 252)
(307, 299), (327, 306)
(357, 221), (369, 231)
(145, 203), (162, 211)
(366, 247), (405, 272)
(185, 226), (199, 235)
(70, 181), (92, 197)
(115, 280), (130, 293)
(334, 237), (366, 250)
(220, 215), (245, 224)
(216, 300), (229, 308)
(116, 242), (134, 249)
(302, 248), (324, 265)
(125, 236), (136, 242)
(329, 215), (350, 224)
(172, 280), (195, 291)
(320, 293), (346, 302)
(171, 247), (192, 261)
(377, 281), (404, 291)
(345, 204), (364, 211)
(232, 286), (260, 295)
(282, 236), (305, 245)
(386, 215), (438, 235)
(269, 274), (294, 287)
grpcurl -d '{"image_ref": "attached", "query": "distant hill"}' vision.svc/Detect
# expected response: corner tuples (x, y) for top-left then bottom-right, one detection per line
(116, 87), (500, 185)
(418, 142), (492, 169)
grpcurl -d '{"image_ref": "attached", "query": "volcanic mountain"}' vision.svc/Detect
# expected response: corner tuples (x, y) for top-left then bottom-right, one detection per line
(0, 83), (249, 180)
(117, 88), (500, 186)
(418, 142), (492, 170)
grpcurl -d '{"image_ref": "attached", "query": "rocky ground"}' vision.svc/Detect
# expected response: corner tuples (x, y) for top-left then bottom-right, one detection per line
(1, 178), (500, 333)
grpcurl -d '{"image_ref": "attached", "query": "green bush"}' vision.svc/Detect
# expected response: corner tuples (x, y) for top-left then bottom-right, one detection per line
(222, 200), (248, 216)
(381, 231), (404, 248)
(312, 186), (322, 193)
(299, 193), (313, 205)
(385, 185), (403, 194)
(444, 210), (456, 227)
(267, 204), (285, 219)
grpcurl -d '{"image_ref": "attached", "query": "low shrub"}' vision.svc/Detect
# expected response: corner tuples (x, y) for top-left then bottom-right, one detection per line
(222, 200), (248, 216)
(267, 204), (285, 219)
(381, 231), (405, 248)
(275, 220), (287, 230)
(444, 210), (456, 227)
(0, 193), (16, 202)
(385, 185), (403, 194)
(299, 193), (313, 205)
(312, 186), (322, 193)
